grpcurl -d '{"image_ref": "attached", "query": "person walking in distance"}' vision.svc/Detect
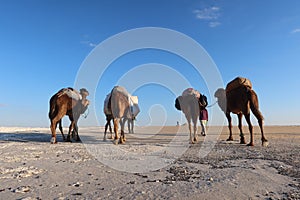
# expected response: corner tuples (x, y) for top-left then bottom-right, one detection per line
(200, 108), (208, 136)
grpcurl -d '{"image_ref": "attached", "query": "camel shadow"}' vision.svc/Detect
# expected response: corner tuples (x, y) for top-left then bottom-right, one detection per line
(0, 132), (63, 143)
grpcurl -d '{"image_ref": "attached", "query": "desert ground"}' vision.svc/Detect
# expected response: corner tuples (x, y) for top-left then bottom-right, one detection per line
(0, 125), (299, 200)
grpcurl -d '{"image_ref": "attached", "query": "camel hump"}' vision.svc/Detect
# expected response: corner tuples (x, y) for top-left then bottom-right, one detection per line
(58, 88), (82, 101)
(110, 86), (140, 118)
(112, 86), (130, 98)
(182, 88), (200, 98)
(226, 77), (252, 92)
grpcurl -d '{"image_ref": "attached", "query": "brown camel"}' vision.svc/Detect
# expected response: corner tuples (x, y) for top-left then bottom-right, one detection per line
(214, 77), (268, 146)
(175, 88), (207, 144)
(49, 87), (89, 144)
(108, 86), (140, 144)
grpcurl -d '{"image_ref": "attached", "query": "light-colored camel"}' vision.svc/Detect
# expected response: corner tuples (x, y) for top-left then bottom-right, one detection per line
(175, 88), (207, 144)
(107, 86), (140, 144)
(214, 77), (268, 146)
(103, 92), (140, 141)
(49, 88), (89, 144)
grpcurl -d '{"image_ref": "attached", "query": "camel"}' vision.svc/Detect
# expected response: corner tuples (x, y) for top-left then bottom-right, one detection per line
(105, 86), (140, 144)
(49, 87), (89, 144)
(175, 88), (207, 144)
(214, 77), (268, 146)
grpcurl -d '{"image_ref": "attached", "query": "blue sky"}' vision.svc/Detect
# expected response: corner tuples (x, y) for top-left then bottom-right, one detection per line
(0, 0), (300, 127)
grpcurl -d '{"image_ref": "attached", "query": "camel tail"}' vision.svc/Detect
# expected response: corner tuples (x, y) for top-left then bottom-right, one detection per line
(248, 89), (264, 120)
(48, 95), (58, 119)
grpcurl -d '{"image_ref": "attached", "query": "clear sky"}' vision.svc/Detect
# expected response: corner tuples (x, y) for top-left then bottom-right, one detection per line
(0, 0), (300, 127)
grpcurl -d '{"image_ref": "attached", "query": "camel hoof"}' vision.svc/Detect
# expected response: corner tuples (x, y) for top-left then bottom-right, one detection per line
(226, 137), (233, 141)
(262, 141), (269, 147)
(119, 139), (125, 144)
(240, 137), (246, 144)
(247, 143), (254, 146)
(50, 137), (57, 144)
(194, 137), (198, 142)
(114, 139), (119, 145)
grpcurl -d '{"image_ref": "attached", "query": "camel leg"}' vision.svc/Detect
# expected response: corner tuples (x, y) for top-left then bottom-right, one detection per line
(58, 119), (66, 141)
(258, 117), (268, 146)
(188, 121), (194, 144)
(253, 111), (268, 146)
(66, 121), (75, 142)
(50, 120), (58, 144)
(74, 122), (81, 142)
(104, 119), (109, 141)
(109, 120), (113, 139)
(238, 113), (246, 144)
(244, 114), (254, 146)
(113, 118), (120, 145)
(131, 119), (134, 134)
(126, 118), (131, 133)
(184, 113), (193, 144)
(248, 89), (268, 146)
(119, 118), (126, 144)
(226, 112), (233, 141)
(193, 124), (198, 142)
(50, 109), (66, 144)
(123, 119), (127, 141)
(104, 116), (113, 140)
(192, 117), (198, 142)
(127, 118), (134, 134)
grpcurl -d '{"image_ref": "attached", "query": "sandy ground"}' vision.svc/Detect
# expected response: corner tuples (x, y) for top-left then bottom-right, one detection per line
(0, 126), (299, 200)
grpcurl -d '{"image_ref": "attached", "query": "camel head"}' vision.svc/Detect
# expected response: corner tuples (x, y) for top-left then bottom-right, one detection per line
(214, 88), (226, 112)
(80, 88), (89, 99)
(214, 88), (226, 99)
(78, 88), (90, 114)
